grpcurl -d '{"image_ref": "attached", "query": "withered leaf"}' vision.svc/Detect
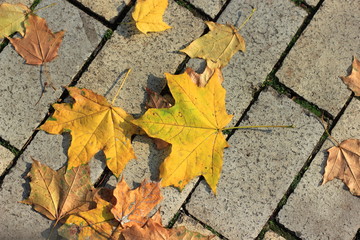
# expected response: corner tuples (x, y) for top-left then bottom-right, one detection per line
(340, 57), (360, 96)
(323, 138), (360, 195)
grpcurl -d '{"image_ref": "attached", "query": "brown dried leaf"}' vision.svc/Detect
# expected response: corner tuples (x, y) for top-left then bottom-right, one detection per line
(323, 138), (360, 195)
(185, 67), (223, 87)
(341, 57), (360, 96)
(9, 14), (64, 65)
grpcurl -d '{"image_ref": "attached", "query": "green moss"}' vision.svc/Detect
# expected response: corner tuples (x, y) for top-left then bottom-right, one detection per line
(103, 29), (113, 40)
(30, 0), (42, 11)
(0, 138), (20, 156)
(166, 211), (181, 228)
(293, 97), (322, 117)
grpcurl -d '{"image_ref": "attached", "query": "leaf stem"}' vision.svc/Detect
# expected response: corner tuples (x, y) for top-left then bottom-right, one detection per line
(237, 8), (256, 31)
(223, 125), (294, 131)
(32, 3), (58, 14)
(111, 68), (132, 105)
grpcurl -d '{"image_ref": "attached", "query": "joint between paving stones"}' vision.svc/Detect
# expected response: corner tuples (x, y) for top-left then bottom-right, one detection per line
(290, 0), (314, 13)
(174, 0), (212, 21)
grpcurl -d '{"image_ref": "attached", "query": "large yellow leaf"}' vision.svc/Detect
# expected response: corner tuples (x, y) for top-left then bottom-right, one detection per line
(133, 68), (233, 193)
(132, 0), (171, 34)
(39, 87), (138, 177)
(21, 159), (94, 222)
(0, 3), (30, 38)
(181, 21), (245, 69)
(323, 139), (360, 196)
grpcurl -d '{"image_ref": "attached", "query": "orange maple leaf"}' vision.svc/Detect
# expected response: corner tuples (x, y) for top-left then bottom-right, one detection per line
(39, 87), (138, 177)
(9, 14), (64, 65)
(133, 68), (232, 193)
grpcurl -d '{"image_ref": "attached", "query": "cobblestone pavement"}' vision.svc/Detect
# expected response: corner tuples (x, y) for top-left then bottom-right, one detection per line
(0, 0), (359, 239)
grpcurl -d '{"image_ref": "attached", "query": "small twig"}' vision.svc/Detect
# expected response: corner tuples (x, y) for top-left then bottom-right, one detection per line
(32, 3), (57, 14)
(111, 68), (132, 105)
(237, 8), (256, 31)
(223, 125), (294, 131)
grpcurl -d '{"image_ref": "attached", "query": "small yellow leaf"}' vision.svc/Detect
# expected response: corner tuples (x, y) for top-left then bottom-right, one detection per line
(133, 68), (232, 193)
(323, 138), (360, 196)
(132, 0), (171, 34)
(0, 3), (30, 38)
(181, 21), (245, 69)
(39, 87), (138, 177)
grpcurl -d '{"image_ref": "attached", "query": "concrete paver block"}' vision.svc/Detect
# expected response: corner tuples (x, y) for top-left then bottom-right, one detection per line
(278, 99), (360, 240)
(277, 0), (359, 116)
(77, 0), (205, 115)
(187, 0), (226, 18)
(0, 145), (14, 175)
(0, 0), (106, 148)
(264, 230), (286, 240)
(186, 88), (324, 239)
(173, 213), (221, 240)
(77, 0), (128, 22)
(187, 0), (307, 126)
(305, 0), (321, 7)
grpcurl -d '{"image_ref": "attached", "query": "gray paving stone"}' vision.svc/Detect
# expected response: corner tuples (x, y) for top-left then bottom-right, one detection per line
(187, 0), (307, 126)
(186, 88), (324, 240)
(106, 135), (197, 225)
(77, 0), (129, 22)
(264, 230), (286, 240)
(0, 0), (106, 148)
(173, 213), (221, 240)
(277, 0), (360, 116)
(278, 99), (360, 240)
(306, 0), (321, 7)
(187, 0), (226, 18)
(77, 0), (205, 116)
(0, 145), (14, 175)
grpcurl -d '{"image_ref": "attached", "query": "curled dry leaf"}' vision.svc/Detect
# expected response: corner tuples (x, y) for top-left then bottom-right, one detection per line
(132, 0), (171, 34)
(340, 57), (360, 96)
(185, 67), (223, 87)
(0, 2), (30, 38)
(59, 179), (162, 239)
(39, 87), (138, 177)
(21, 159), (94, 223)
(323, 138), (360, 196)
(134, 68), (232, 193)
(9, 14), (65, 65)
(181, 21), (245, 69)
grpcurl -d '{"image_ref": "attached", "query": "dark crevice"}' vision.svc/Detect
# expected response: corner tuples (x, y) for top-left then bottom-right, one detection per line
(0, 137), (19, 156)
(256, 93), (354, 239)
(181, 207), (229, 239)
(354, 229), (360, 240)
(290, 0), (314, 13)
(174, 0), (212, 21)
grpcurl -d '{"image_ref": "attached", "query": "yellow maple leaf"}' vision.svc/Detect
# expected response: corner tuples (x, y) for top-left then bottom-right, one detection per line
(0, 3), (30, 38)
(39, 87), (138, 177)
(181, 21), (245, 69)
(132, 0), (171, 34)
(133, 68), (233, 193)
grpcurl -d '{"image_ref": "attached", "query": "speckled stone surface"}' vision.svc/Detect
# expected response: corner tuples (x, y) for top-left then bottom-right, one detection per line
(77, 0), (129, 22)
(277, 0), (359, 116)
(186, 88), (324, 239)
(187, 0), (226, 18)
(187, 0), (307, 126)
(77, 0), (205, 115)
(278, 99), (360, 240)
(264, 230), (286, 240)
(0, 146), (14, 175)
(173, 213), (221, 240)
(0, 0), (106, 148)
(306, 0), (321, 7)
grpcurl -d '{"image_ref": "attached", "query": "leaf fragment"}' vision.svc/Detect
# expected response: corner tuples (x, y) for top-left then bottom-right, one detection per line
(181, 21), (245, 69)
(132, 0), (171, 34)
(21, 159), (94, 222)
(323, 138), (360, 195)
(39, 87), (138, 177)
(0, 3), (30, 38)
(340, 57), (360, 96)
(133, 68), (232, 193)
(8, 14), (64, 65)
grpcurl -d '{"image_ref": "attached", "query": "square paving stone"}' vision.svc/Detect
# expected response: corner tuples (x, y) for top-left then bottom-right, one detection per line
(186, 88), (324, 240)
(187, 0), (307, 126)
(187, 0), (226, 18)
(76, 0), (205, 116)
(76, 0), (129, 22)
(0, 0), (107, 149)
(276, 0), (360, 116)
(0, 145), (14, 175)
(278, 98), (360, 240)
